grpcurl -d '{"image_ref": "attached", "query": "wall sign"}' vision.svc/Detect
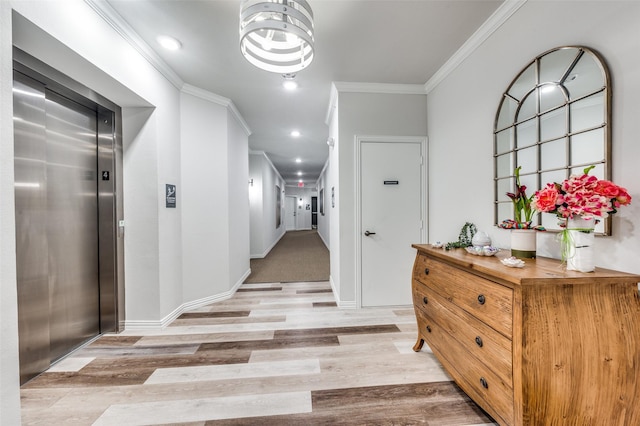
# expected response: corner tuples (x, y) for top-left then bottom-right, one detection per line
(384, 180), (399, 185)
(166, 184), (176, 208)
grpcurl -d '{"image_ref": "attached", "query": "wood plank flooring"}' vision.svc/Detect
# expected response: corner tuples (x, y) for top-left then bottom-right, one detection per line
(20, 281), (497, 425)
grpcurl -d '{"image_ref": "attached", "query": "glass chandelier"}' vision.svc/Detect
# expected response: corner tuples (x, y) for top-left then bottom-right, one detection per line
(239, 0), (315, 74)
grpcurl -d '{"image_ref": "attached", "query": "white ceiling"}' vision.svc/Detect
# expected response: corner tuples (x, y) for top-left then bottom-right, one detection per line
(105, 0), (503, 186)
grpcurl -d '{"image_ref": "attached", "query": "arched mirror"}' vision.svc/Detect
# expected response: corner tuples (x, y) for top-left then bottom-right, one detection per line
(494, 46), (612, 234)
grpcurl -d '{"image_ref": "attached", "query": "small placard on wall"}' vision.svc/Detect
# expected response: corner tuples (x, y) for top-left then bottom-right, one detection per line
(166, 184), (176, 208)
(384, 180), (399, 185)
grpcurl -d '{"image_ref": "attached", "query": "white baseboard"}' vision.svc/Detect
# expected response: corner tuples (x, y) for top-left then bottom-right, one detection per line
(337, 300), (357, 309)
(250, 231), (286, 259)
(318, 231), (329, 250)
(124, 269), (250, 331)
(329, 275), (357, 309)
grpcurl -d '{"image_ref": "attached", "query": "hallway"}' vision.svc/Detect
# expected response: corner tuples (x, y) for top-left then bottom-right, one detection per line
(246, 230), (329, 284)
(20, 281), (495, 425)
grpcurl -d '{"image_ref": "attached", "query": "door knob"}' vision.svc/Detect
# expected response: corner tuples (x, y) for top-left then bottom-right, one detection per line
(364, 231), (376, 236)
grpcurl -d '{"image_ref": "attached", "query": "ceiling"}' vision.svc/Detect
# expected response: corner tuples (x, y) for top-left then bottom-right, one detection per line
(105, 0), (503, 186)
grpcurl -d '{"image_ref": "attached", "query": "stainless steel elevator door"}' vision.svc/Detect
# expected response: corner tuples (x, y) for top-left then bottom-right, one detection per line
(45, 90), (100, 362)
(14, 71), (100, 383)
(13, 74), (50, 383)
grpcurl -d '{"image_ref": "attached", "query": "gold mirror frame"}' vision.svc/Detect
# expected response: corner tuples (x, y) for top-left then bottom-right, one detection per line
(493, 46), (612, 234)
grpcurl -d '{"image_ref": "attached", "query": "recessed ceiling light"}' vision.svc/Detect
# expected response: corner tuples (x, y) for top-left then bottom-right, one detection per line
(297, 171), (302, 176)
(282, 73), (298, 90)
(283, 80), (298, 90)
(157, 35), (182, 51)
(295, 158), (302, 163)
(291, 130), (301, 137)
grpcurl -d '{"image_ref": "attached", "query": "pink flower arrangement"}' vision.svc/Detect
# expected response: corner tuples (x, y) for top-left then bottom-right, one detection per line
(531, 166), (632, 220)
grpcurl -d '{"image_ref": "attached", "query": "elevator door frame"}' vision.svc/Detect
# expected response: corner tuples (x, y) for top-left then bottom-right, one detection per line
(13, 48), (124, 379)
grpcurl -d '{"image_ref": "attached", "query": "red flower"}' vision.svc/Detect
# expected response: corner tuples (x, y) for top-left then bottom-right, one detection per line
(531, 183), (561, 213)
(616, 189), (632, 206)
(595, 180), (632, 206)
(501, 166), (535, 226)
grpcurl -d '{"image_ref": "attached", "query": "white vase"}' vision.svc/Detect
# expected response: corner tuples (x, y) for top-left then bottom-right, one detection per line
(565, 216), (596, 272)
(511, 229), (536, 258)
(472, 231), (491, 247)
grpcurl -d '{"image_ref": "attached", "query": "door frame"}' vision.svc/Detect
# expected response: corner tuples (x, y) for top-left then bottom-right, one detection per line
(14, 48), (125, 333)
(354, 135), (428, 308)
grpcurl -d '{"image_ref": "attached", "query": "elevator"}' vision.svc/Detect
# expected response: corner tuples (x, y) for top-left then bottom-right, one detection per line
(13, 49), (124, 384)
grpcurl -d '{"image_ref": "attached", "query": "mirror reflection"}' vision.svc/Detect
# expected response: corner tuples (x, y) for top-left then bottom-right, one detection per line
(494, 46), (611, 234)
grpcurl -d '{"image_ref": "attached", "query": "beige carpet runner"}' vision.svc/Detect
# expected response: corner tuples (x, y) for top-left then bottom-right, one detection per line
(246, 230), (329, 283)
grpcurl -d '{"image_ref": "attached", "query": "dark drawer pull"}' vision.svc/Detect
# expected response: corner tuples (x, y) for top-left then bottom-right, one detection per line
(424, 268), (430, 275)
(477, 294), (486, 305)
(480, 377), (489, 389)
(422, 296), (428, 305)
(475, 336), (483, 347)
(426, 325), (432, 333)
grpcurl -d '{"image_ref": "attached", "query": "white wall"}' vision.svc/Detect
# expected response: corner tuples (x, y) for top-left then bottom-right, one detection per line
(249, 154), (265, 253)
(327, 104), (340, 301)
(249, 152), (286, 258)
(427, 0), (640, 274)
(284, 186), (318, 230)
(181, 90), (230, 302)
(181, 88), (250, 301)
(122, 107), (162, 321)
(316, 160), (331, 248)
(227, 110), (251, 288)
(329, 88), (428, 306)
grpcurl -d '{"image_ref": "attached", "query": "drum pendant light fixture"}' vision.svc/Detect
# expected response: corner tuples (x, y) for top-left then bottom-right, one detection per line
(239, 0), (315, 74)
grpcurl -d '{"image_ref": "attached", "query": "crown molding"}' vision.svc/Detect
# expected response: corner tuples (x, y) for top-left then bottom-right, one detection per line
(84, 0), (184, 90)
(249, 150), (284, 182)
(424, 0), (527, 94)
(182, 84), (252, 136)
(333, 81), (427, 95)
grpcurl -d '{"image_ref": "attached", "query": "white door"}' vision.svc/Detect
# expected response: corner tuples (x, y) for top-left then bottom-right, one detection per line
(360, 140), (423, 307)
(285, 196), (297, 230)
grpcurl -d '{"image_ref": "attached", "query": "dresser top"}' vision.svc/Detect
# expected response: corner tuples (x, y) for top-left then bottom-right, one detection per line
(412, 244), (640, 287)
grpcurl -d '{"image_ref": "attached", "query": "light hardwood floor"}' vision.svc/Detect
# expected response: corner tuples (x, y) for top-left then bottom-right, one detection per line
(21, 281), (497, 425)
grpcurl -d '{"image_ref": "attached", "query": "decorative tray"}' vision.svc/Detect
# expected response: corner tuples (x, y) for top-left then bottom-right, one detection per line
(500, 256), (526, 268)
(465, 246), (500, 257)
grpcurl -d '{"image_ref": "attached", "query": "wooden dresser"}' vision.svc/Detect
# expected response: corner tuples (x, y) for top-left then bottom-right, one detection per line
(411, 244), (640, 426)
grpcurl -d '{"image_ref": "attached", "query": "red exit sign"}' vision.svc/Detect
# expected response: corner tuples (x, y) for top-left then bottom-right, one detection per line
(298, 182), (305, 187)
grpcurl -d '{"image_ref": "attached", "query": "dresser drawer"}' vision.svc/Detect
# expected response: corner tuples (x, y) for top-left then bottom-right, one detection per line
(413, 301), (436, 346)
(414, 307), (514, 425)
(414, 254), (513, 338)
(413, 280), (513, 388)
